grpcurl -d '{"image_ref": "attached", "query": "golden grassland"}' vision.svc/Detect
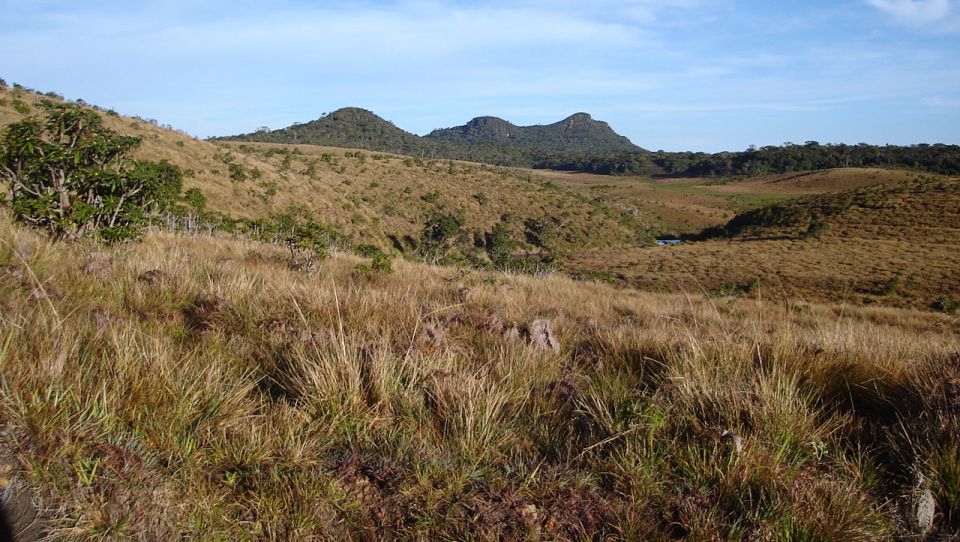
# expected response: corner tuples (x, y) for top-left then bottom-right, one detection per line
(1, 210), (959, 540)
(537, 168), (932, 234)
(565, 174), (960, 311)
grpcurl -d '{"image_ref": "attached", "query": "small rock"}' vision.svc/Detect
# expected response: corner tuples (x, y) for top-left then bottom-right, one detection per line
(528, 319), (560, 351)
(81, 258), (113, 280)
(911, 474), (935, 537)
(0, 264), (25, 283)
(482, 314), (506, 333)
(12, 239), (34, 261)
(720, 430), (744, 454)
(418, 320), (447, 348)
(262, 318), (288, 335)
(138, 269), (166, 286)
(503, 326), (522, 342)
(90, 307), (111, 330)
(0, 459), (43, 541)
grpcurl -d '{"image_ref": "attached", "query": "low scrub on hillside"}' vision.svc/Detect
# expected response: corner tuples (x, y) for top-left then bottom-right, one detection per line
(1, 211), (959, 540)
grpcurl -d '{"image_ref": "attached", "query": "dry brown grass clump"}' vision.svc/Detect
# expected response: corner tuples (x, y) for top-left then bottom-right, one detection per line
(0, 209), (958, 540)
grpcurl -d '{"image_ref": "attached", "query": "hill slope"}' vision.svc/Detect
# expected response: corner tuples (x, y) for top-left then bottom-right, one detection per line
(565, 174), (960, 309)
(0, 86), (651, 255)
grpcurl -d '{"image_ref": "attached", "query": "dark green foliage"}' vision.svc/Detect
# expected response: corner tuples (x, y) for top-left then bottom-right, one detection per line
(221, 108), (423, 155)
(0, 102), (183, 241)
(0, 78), (7, 88)
(419, 213), (464, 262)
(933, 297), (960, 314)
(228, 163), (247, 182)
(420, 191), (440, 204)
(182, 188), (207, 213)
(426, 112), (637, 154)
(485, 222), (516, 267)
(876, 277), (901, 296)
(371, 252), (393, 274)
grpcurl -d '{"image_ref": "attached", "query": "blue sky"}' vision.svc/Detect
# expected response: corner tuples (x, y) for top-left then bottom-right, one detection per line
(1, 0), (958, 151)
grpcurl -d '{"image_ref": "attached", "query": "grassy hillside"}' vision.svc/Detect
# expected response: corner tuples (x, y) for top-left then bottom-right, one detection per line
(539, 167), (928, 235)
(2, 210), (959, 539)
(565, 174), (960, 310)
(0, 87), (650, 256)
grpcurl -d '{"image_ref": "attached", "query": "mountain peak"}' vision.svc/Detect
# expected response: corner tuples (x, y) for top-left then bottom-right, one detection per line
(218, 108), (640, 158)
(565, 112), (593, 122)
(427, 112), (638, 153)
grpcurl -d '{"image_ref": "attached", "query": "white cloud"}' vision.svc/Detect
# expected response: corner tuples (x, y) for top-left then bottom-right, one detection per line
(923, 96), (960, 106)
(865, 0), (952, 25)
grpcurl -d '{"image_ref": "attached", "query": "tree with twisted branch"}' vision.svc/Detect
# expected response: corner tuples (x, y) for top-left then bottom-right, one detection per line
(0, 101), (182, 241)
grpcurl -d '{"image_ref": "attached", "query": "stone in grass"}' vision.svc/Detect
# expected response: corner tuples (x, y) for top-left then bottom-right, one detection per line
(720, 430), (744, 454)
(138, 269), (166, 286)
(911, 473), (935, 538)
(1, 460), (44, 542)
(80, 252), (114, 280)
(528, 319), (560, 352)
(418, 320), (447, 349)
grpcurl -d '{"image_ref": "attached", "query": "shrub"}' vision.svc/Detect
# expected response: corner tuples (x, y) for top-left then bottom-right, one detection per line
(228, 163), (247, 183)
(486, 222), (516, 267)
(421, 191), (440, 204)
(11, 99), (30, 114)
(0, 102), (182, 241)
(182, 188), (207, 213)
(804, 219), (831, 239)
(933, 297), (960, 314)
(877, 277), (901, 296)
(371, 252), (393, 274)
(524, 216), (557, 248)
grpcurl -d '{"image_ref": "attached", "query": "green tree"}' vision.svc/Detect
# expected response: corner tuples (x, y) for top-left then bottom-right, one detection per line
(0, 102), (183, 241)
(486, 221), (515, 267)
(419, 213), (463, 262)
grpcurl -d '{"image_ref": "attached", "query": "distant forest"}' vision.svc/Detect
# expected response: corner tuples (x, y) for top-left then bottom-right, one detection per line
(537, 142), (960, 177)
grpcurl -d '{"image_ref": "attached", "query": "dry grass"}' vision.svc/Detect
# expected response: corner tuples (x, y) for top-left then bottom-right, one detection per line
(538, 168), (932, 235)
(1, 209), (959, 540)
(566, 175), (960, 311)
(0, 87), (647, 253)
